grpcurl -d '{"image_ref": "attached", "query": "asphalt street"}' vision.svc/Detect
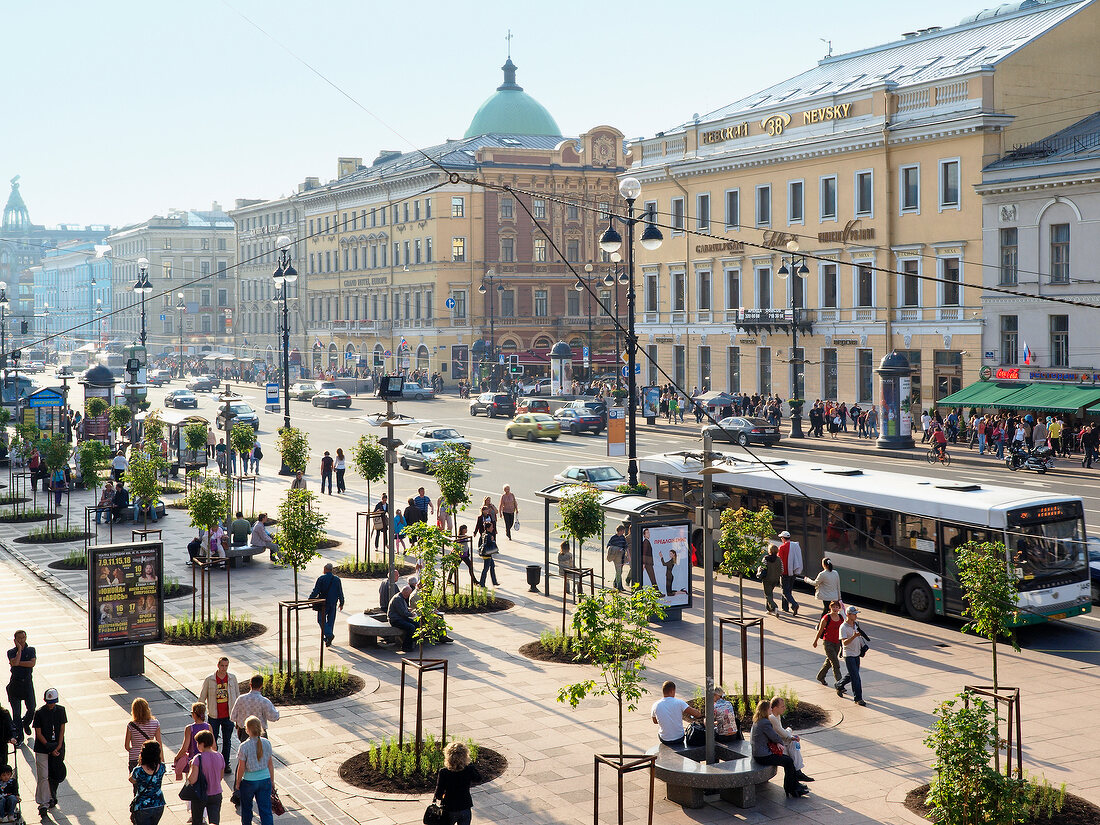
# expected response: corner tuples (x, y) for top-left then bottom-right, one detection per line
(92, 377), (1100, 664)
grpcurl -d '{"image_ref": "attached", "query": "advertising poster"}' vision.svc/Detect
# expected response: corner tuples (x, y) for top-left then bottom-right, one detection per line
(642, 386), (660, 419)
(637, 523), (692, 607)
(89, 542), (164, 651)
(607, 407), (625, 457)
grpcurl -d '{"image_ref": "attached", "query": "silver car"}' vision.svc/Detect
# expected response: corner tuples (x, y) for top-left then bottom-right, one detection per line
(553, 465), (626, 490)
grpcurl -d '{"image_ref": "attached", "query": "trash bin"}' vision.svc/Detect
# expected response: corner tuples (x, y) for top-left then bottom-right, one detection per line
(525, 564), (542, 593)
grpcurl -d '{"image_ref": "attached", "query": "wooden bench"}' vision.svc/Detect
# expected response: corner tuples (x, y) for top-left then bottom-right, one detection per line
(646, 741), (777, 809)
(348, 612), (404, 648)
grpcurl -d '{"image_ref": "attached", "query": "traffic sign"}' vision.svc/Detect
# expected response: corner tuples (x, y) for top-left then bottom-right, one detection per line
(384, 349), (392, 358)
(445, 297), (456, 309)
(345, 352), (356, 360)
(621, 364), (641, 377)
(265, 383), (279, 405)
(499, 354), (506, 364)
(620, 351), (628, 363)
(159, 314), (166, 321)
(582, 346), (589, 358)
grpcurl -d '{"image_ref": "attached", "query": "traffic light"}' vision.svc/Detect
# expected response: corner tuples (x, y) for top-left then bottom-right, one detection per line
(374, 352), (384, 368)
(20, 321), (28, 334)
(508, 354), (523, 375)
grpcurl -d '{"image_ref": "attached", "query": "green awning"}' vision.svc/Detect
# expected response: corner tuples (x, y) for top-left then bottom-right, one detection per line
(990, 382), (1100, 413)
(938, 381), (1026, 408)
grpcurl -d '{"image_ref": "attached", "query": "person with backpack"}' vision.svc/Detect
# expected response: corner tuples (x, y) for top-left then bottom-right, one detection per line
(129, 740), (166, 825)
(250, 442), (263, 474)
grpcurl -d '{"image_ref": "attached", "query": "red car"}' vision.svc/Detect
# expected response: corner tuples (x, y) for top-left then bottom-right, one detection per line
(553, 407), (603, 435)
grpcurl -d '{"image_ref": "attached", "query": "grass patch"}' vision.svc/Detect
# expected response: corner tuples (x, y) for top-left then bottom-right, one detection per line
(163, 611), (263, 645)
(687, 684), (827, 731)
(339, 738), (506, 794)
(0, 509), (59, 523)
(47, 548), (88, 570)
(520, 628), (645, 665)
(0, 494), (29, 505)
(161, 480), (187, 494)
(16, 528), (92, 545)
(162, 576), (191, 599)
(440, 587), (513, 613)
(333, 558), (414, 579)
(256, 663), (362, 704)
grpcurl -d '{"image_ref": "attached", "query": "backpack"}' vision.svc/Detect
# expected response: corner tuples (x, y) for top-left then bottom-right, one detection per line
(253, 445), (263, 460)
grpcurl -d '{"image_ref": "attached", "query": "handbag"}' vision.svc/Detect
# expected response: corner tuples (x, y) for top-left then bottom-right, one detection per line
(271, 788), (286, 816)
(423, 800), (444, 825)
(685, 722), (706, 747)
(178, 754), (207, 802)
(767, 741), (785, 756)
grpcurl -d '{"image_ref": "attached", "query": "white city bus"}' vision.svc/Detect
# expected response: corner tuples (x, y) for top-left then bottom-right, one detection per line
(638, 451), (1091, 626)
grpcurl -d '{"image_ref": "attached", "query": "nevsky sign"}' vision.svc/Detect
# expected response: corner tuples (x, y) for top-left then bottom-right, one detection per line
(700, 102), (854, 144)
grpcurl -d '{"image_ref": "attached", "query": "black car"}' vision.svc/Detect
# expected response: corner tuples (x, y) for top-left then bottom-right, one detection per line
(565, 399), (609, 426)
(469, 392), (516, 418)
(164, 389), (198, 409)
(701, 416), (781, 447)
(186, 377), (218, 392)
(311, 388), (352, 408)
(216, 402), (259, 431)
(553, 407), (603, 435)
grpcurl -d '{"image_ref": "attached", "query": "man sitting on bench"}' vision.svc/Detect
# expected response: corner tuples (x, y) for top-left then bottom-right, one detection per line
(250, 513), (279, 558)
(230, 511), (251, 547)
(651, 680), (702, 747)
(387, 585), (417, 653)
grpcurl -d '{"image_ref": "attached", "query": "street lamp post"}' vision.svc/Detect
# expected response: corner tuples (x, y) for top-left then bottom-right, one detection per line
(598, 178), (663, 488)
(777, 240), (810, 439)
(134, 257), (153, 347)
(478, 269), (504, 386)
(578, 266), (595, 382)
(176, 293), (186, 377)
(273, 236), (298, 433)
(601, 252), (626, 389)
(0, 282), (8, 400)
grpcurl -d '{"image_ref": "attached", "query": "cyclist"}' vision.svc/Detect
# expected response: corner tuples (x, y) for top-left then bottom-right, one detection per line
(931, 424), (949, 461)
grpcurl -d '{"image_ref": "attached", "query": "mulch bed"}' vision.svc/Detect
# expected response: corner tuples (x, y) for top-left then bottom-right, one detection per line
(16, 531), (92, 545)
(0, 512), (60, 523)
(518, 639), (644, 665)
(441, 597), (514, 614)
(339, 746), (507, 794)
(335, 562), (415, 579)
(164, 584), (196, 601)
(905, 784), (1100, 825)
(163, 622), (267, 646)
(317, 538), (342, 550)
(240, 675), (366, 707)
(687, 697), (828, 731)
(47, 556), (87, 570)
(0, 496), (30, 506)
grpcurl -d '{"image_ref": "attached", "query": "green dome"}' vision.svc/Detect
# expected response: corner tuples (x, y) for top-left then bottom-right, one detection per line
(464, 58), (562, 139)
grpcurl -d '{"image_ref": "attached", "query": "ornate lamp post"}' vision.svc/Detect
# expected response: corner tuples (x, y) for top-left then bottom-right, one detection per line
(478, 269), (504, 385)
(777, 240), (810, 439)
(578, 265), (596, 382)
(176, 292), (186, 376)
(272, 235), (298, 432)
(134, 257), (153, 346)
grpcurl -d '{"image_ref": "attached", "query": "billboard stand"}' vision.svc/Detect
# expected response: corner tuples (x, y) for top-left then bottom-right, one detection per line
(109, 646), (144, 678)
(90, 540), (164, 676)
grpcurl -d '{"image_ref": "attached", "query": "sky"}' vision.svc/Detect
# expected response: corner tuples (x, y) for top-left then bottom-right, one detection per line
(2, 0), (985, 228)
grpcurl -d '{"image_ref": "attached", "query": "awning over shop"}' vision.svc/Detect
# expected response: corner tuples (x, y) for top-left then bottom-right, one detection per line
(940, 380), (1100, 414)
(938, 381), (1023, 408)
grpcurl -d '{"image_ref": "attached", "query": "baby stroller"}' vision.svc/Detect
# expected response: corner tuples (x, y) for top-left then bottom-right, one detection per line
(0, 741), (24, 825)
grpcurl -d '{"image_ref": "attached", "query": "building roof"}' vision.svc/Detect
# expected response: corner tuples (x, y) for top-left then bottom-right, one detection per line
(676, 0), (1087, 132)
(3, 176), (31, 231)
(986, 110), (1100, 168)
(464, 58), (562, 139)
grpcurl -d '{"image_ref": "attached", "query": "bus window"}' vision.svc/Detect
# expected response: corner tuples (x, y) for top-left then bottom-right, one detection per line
(683, 479), (704, 508)
(899, 514), (936, 552)
(787, 497), (808, 547)
(824, 503), (852, 554)
(761, 491), (786, 529)
(658, 476), (684, 503)
(861, 509), (895, 563)
(801, 501), (825, 569)
(715, 484), (751, 512)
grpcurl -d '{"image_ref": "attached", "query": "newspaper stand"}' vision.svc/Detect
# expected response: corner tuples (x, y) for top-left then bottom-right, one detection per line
(277, 598), (326, 675)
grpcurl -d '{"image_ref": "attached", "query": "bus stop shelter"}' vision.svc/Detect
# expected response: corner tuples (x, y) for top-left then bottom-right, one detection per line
(535, 484), (694, 619)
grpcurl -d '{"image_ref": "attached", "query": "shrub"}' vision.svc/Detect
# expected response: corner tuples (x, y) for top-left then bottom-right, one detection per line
(256, 662), (353, 701)
(277, 427), (309, 474)
(441, 587), (497, 611)
(164, 611), (253, 642)
(361, 736), (479, 780)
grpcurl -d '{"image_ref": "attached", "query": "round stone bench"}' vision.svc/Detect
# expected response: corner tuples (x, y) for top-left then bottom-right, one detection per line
(646, 741), (777, 809)
(347, 612), (403, 648)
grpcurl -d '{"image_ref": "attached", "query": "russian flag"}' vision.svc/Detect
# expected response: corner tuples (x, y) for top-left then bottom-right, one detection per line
(400, 336), (408, 350)
(1022, 341), (1032, 365)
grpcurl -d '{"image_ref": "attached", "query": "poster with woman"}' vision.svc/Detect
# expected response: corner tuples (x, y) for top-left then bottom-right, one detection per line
(638, 523), (692, 607)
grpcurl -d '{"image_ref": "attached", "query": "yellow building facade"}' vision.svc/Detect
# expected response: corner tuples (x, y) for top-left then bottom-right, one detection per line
(628, 0), (1100, 407)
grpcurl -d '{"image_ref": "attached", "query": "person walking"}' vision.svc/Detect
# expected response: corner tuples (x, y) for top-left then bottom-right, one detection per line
(206, 426), (217, 458)
(334, 448), (347, 493)
(606, 525), (628, 591)
(309, 563), (345, 647)
(477, 522), (500, 587)
(760, 546), (782, 615)
(777, 530), (802, 617)
(6, 630), (35, 745)
(372, 494), (389, 550)
(32, 687), (66, 818)
(432, 741), (481, 825)
(124, 698), (164, 772)
(803, 558), (841, 615)
(498, 485), (518, 540)
(172, 702), (212, 781)
(186, 730), (225, 825)
(250, 442), (263, 475)
(835, 606), (869, 706)
(812, 601), (845, 689)
(198, 657), (240, 773)
(230, 676), (280, 740)
(234, 716), (275, 825)
(129, 740), (167, 825)
(436, 494), (453, 534)
(319, 451), (334, 495)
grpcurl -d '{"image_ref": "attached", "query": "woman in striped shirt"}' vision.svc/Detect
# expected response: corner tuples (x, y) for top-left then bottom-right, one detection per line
(124, 698), (164, 772)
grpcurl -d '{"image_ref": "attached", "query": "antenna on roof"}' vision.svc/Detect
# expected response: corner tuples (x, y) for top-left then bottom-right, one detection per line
(820, 38), (833, 58)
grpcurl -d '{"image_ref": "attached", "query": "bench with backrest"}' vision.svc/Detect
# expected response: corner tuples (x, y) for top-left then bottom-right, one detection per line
(646, 740), (776, 809)
(347, 612), (404, 648)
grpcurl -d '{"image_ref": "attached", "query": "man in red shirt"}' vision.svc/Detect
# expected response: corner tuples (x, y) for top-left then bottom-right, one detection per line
(198, 657), (239, 771)
(931, 425), (948, 459)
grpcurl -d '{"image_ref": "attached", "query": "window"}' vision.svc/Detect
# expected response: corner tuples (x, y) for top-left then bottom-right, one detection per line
(788, 181), (803, 223)
(426, 291), (433, 320)
(902, 259), (920, 306)
(380, 207), (386, 226)
(696, 194), (711, 230)
(1050, 224), (1070, 283)
(533, 238), (547, 262)
(758, 348), (772, 395)
(566, 239), (579, 263)
(566, 203), (578, 221)
(500, 289), (515, 317)
(403, 241), (411, 266)
(647, 344), (659, 385)
(500, 237), (514, 263)
(567, 290), (580, 316)
(403, 203), (409, 223)
(452, 237), (466, 262)
(756, 266), (771, 309)
(699, 346), (711, 388)
(534, 289), (548, 317)
(698, 271), (711, 311)
(821, 263), (838, 308)
(392, 243), (399, 266)
(755, 185), (771, 226)
(643, 201), (657, 228)
(533, 199), (546, 219)
(1000, 315), (1018, 364)
(939, 159), (960, 208)
(500, 198), (513, 219)
(727, 347), (740, 392)
(942, 257), (960, 305)
(452, 290), (466, 319)
(644, 273), (658, 313)
(1050, 315), (1069, 367)
(201, 315), (211, 333)
(855, 171), (873, 216)
(823, 348), (838, 399)
(370, 209), (376, 227)
(1000, 228), (1018, 286)
(674, 346), (686, 389)
(425, 199), (432, 219)
(724, 269), (740, 309)
(856, 264), (873, 307)
(820, 175), (837, 220)
(426, 238), (433, 262)
(725, 189), (740, 229)
(413, 201), (420, 221)
(163, 262), (172, 280)
(380, 244), (386, 266)
(451, 197), (465, 218)
(673, 271), (686, 312)
(164, 238), (171, 250)
(857, 349), (874, 402)
(413, 240), (420, 264)
(218, 238), (227, 251)
(901, 165), (920, 212)
(217, 288), (227, 307)
(671, 198), (685, 233)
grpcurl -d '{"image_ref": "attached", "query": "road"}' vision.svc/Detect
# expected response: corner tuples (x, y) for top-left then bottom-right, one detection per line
(82, 377), (1100, 664)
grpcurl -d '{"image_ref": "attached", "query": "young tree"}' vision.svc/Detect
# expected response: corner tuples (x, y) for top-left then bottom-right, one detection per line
(184, 480), (229, 550)
(85, 396), (108, 422)
(182, 422), (208, 469)
(128, 446), (167, 530)
(38, 435), (73, 532)
(230, 423), (256, 478)
(351, 434), (386, 506)
(108, 404), (133, 443)
(401, 522), (455, 659)
(558, 586), (666, 759)
(77, 439), (113, 502)
(956, 541), (1020, 691)
(557, 484), (604, 572)
(277, 488), (327, 601)
(428, 442), (473, 531)
(277, 426), (309, 474)
(717, 506), (774, 620)
(142, 411), (166, 450)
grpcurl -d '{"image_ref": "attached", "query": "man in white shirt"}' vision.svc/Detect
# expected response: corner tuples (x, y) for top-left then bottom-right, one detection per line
(111, 451), (128, 481)
(650, 680), (702, 746)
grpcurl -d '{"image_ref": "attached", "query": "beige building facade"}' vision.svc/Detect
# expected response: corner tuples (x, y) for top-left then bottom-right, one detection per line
(627, 0), (1100, 407)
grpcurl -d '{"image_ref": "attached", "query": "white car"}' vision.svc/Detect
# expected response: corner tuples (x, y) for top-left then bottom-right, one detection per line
(413, 426), (472, 453)
(522, 378), (553, 396)
(553, 465), (626, 490)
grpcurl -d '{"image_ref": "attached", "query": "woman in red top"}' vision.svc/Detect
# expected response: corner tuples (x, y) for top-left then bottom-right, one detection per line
(812, 601), (845, 689)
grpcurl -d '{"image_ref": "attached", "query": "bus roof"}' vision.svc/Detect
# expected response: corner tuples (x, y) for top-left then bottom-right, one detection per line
(638, 451), (1079, 527)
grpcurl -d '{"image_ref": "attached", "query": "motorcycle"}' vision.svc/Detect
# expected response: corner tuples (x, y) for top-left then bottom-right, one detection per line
(1005, 442), (1056, 473)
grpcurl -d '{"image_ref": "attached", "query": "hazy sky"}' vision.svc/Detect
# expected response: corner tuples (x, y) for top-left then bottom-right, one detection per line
(3, 0), (981, 228)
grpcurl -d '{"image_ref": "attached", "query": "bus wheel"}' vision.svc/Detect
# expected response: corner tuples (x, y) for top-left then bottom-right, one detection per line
(904, 578), (935, 621)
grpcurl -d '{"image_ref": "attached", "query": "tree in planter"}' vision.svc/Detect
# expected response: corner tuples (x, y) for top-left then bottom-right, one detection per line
(956, 541), (1020, 692)
(108, 404), (133, 444)
(85, 396), (108, 423)
(142, 411), (166, 450)
(558, 483), (604, 575)
(183, 422), (208, 469)
(717, 506), (774, 620)
(229, 422), (256, 517)
(427, 442), (473, 584)
(351, 435), (386, 562)
(277, 426), (309, 474)
(183, 480), (230, 620)
(400, 522), (454, 658)
(128, 446), (167, 531)
(78, 439), (113, 509)
(38, 435), (73, 533)
(276, 488), (327, 602)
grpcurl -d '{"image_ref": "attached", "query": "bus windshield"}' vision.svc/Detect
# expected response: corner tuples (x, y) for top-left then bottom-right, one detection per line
(1008, 517), (1086, 582)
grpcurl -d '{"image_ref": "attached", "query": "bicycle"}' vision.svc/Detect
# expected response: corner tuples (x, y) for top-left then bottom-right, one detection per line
(925, 446), (951, 467)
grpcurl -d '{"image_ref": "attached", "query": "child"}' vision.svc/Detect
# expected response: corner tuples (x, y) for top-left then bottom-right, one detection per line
(557, 540), (576, 595)
(0, 764), (19, 822)
(393, 510), (408, 553)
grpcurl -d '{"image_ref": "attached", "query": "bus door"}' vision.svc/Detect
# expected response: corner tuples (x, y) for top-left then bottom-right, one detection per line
(939, 522), (997, 616)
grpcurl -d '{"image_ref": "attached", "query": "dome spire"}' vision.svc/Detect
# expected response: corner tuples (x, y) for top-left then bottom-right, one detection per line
(498, 56), (521, 92)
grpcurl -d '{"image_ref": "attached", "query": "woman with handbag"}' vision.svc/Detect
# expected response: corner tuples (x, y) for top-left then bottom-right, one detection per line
(451, 525), (476, 588)
(234, 716), (275, 825)
(431, 741), (481, 825)
(477, 522), (500, 587)
(129, 741), (166, 825)
(173, 703), (212, 781)
(124, 698), (164, 772)
(498, 485), (518, 540)
(749, 701), (807, 799)
(186, 730), (224, 825)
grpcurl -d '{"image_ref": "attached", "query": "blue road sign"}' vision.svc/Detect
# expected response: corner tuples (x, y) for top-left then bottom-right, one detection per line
(445, 297), (456, 309)
(345, 352), (355, 360)
(265, 383), (279, 405)
(621, 364), (641, 377)
(499, 354), (506, 364)
(159, 314), (166, 321)
(582, 346), (589, 358)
